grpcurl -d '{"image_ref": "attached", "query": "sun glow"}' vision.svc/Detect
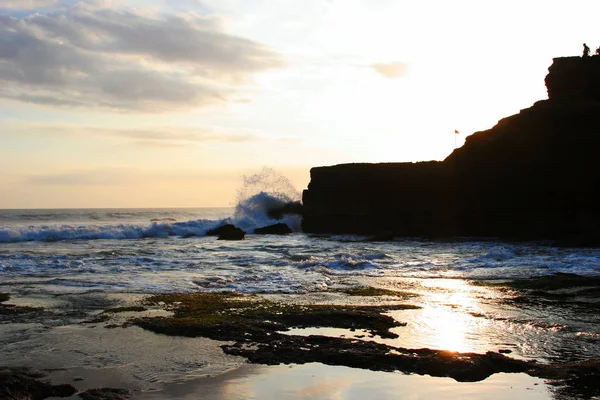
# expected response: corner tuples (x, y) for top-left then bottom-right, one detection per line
(420, 306), (472, 352)
(2, 0), (598, 208)
(412, 280), (488, 353)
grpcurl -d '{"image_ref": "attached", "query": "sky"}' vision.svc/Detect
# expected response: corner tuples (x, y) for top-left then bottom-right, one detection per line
(1, 0), (598, 208)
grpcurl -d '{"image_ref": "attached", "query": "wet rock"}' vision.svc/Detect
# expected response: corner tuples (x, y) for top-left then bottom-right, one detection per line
(134, 292), (416, 342)
(102, 306), (147, 313)
(507, 273), (600, 291)
(206, 224), (245, 240)
(0, 367), (76, 399)
(218, 227), (245, 241)
(133, 291), (600, 394)
(536, 358), (600, 399)
(0, 294), (44, 320)
(78, 387), (131, 399)
(494, 273), (600, 306)
(254, 223), (292, 235)
(266, 201), (303, 220)
(335, 286), (417, 298)
(223, 340), (533, 382)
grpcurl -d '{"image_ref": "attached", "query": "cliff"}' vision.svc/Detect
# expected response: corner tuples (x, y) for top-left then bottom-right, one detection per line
(545, 56), (600, 101)
(302, 56), (600, 244)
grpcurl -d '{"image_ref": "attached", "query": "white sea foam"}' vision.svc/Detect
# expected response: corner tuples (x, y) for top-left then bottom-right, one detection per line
(1, 169), (600, 297)
(0, 220), (212, 243)
(0, 168), (303, 243)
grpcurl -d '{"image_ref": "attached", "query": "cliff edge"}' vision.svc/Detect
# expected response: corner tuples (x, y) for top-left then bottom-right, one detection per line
(302, 56), (600, 245)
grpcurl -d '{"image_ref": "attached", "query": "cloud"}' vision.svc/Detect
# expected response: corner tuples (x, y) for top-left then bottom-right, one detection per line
(370, 61), (409, 79)
(7, 122), (265, 145)
(22, 167), (245, 187)
(0, 0), (57, 10)
(84, 126), (263, 144)
(0, 3), (282, 111)
(25, 170), (134, 186)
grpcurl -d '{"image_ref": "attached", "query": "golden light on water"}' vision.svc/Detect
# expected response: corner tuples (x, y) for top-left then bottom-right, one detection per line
(419, 305), (471, 352)
(404, 279), (489, 353)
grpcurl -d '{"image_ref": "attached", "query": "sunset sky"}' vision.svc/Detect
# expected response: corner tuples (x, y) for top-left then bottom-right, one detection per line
(1, 0), (598, 208)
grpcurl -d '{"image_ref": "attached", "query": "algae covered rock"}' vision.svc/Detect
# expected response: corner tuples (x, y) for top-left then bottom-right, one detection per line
(0, 367), (76, 399)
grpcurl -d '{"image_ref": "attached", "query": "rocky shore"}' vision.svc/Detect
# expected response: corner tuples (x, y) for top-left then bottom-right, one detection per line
(3, 271), (599, 399)
(302, 56), (600, 245)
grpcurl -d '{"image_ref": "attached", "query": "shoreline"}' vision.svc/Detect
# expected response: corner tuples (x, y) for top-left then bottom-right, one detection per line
(4, 360), (553, 400)
(2, 273), (600, 399)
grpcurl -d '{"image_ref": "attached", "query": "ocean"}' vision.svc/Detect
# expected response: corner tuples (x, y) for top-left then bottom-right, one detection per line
(2, 206), (600, 294)
(1, 202), (600, 397)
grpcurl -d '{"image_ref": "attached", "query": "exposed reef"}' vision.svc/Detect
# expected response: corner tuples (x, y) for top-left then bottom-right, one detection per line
(484, 272), (600, 311)
(302, 56), (600, 245)
(0, 367), (76, 399)
(0, 293), (45, 321)
(134, 292), (417, 341)
(0, 367), (131, 400)
(133, 292), (600, 396)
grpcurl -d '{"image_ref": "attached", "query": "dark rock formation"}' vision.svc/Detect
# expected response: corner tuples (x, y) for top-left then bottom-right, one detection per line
(0, 293), (45, 322)
(78, 388), (131, 399)
(545, 55), (600, 101)
(254, 223), (293, 235)
(206, 224), (246, 241)
(302, 56), (600, 245)
(0, 367), (76, 399)
(134, 292), (600, 395)
(266, 201), (303, 220)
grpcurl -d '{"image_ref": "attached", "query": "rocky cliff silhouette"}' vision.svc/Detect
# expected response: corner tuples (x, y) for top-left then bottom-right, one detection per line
(302, 56), (600, 245)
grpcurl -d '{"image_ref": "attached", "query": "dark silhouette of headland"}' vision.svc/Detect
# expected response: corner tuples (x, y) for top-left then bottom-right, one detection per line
(302, 54), (600, 245)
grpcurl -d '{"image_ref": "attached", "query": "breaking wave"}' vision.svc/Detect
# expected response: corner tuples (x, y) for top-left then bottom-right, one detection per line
(0, 168), (303, 243)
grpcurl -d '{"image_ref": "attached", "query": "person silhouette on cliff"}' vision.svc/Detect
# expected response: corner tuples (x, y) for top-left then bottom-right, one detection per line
(583, 43), (590, 57)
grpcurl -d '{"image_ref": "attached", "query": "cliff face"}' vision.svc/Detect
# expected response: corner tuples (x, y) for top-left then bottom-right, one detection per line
(545, 56), (600, 101)
(302, 56), (600, 244)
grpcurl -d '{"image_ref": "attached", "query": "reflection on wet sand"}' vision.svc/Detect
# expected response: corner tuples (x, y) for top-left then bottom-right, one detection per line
(141, 363), (550, 400)
(1, 276), (597, 399)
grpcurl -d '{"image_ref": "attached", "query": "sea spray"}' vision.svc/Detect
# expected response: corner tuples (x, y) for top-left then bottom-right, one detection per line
(232, 167), (302, 232)
(0, 168), (304, 242)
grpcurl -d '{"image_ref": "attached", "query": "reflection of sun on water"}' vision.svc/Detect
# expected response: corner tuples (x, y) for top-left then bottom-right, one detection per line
(421, 306), (471, 352)
(418, 279), (486, 353)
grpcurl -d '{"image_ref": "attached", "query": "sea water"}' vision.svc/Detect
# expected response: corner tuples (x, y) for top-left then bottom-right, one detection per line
(1, 206), (599, 293)
(1, 173), (600, 395)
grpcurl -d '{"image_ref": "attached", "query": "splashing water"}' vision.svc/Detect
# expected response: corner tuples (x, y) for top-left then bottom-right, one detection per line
(235, 167), (300, 212)
(232, 167), (302, 232)
(0, 168), (304, 242)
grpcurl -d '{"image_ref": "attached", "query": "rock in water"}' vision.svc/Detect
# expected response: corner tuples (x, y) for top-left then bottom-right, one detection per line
(266, 201), (303, 220)
(78, 388), (131, 399)
(206, 224), (246, 241)
(254, 223), (293, 235)
(206, 224), (239, 236)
